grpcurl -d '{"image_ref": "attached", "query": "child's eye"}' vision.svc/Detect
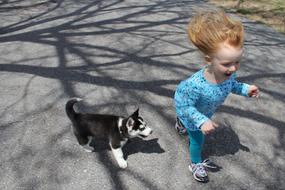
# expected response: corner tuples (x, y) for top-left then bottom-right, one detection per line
(223, 63), (231, 67)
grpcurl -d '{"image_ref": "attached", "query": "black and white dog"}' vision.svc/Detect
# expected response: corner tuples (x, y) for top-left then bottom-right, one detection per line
(65, 98), (153, 168)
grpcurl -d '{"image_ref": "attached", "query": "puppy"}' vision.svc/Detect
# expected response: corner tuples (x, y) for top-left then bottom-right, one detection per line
(65, 98), (153, 168)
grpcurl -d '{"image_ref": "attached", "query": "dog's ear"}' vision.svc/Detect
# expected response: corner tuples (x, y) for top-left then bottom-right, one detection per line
(131, 108), (139, 118)
(126, 117), (135, 128)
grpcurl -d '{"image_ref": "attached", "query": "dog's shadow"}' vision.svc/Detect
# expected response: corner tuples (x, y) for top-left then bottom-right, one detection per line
(89, 137), (165, 159)
(202, 123), (250, 158)
(123, 137), (165, 159)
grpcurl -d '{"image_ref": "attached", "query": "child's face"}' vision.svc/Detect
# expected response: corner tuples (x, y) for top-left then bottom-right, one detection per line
(208, 42), (243, 79)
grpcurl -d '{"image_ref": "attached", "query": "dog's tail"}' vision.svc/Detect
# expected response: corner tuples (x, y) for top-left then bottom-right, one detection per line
(65, 97), (82, 121)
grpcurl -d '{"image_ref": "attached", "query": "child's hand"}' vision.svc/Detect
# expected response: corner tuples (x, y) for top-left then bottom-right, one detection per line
(200, 120), (219, 135)
(248, 85), (260, 97)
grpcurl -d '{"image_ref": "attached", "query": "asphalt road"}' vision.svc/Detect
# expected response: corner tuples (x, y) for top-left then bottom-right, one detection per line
(0, 0), (285, 189)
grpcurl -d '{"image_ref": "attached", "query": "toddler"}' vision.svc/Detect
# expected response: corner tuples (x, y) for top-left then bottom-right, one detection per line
(174, 10), (259, 182)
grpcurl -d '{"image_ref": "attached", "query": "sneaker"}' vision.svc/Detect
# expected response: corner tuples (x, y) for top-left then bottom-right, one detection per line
(202, 159), (220, 172)
(189, 163), (208, 182)
(175, 118), (187, 135)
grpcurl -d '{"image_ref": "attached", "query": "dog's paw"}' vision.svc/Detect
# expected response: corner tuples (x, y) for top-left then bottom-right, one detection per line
(83, 148), (93, 153)
(82, 145), (94, 153)
(118, 159), (128, 169)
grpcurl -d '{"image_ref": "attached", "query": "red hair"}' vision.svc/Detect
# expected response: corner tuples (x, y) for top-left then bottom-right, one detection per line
(188, 10), (244, 55)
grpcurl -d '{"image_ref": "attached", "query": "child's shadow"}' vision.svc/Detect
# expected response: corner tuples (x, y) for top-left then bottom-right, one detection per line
(203, 123), (250, 158)
(89, 137), (165, 159)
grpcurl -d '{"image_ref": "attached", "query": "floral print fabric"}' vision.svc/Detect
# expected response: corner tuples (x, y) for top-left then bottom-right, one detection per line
(174, 67), (249, 131)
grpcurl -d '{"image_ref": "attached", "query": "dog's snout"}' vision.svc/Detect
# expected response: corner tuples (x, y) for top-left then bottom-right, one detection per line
(138, 127), (153, 138)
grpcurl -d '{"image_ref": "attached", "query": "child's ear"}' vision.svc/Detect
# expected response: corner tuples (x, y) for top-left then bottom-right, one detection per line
(205, 55), (212, 65)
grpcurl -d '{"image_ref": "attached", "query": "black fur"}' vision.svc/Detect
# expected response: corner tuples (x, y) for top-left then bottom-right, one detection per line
(65, 98), (152, 158)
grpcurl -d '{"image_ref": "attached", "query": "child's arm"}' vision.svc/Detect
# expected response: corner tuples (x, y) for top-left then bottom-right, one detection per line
(184, 105), (209, 129)
(175, 82), (220, 134)
(232, 80), (259, 97)
(175, 83), (209, 129)
(182, 97), (219, 134)
(231, 80), (250, 96)
(231, 74), (259, 97)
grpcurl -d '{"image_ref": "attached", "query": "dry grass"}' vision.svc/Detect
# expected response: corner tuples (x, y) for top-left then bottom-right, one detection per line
(208, 0), (285, 34)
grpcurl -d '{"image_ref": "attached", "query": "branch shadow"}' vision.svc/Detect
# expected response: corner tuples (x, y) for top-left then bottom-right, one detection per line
(1, 0), (285, 189)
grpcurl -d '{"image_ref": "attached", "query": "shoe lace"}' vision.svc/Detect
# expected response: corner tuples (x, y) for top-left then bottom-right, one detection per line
(201, 159), (219, 170)
(202, 159), (210, 166)
(194, 163), (206, 175)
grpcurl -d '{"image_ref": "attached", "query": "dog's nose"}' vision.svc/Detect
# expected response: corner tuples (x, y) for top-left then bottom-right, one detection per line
(150, 130), (153, 134)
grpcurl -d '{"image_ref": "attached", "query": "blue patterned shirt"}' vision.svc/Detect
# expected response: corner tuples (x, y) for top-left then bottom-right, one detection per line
(174, 67), (249, 131)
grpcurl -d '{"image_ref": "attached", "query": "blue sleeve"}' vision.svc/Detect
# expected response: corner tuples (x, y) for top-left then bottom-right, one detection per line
(175, 82), (209, 129)
(231, 74), (250, 97)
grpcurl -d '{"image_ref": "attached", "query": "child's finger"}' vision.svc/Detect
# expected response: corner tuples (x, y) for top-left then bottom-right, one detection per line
(212, 122), (219, 128)
(252, 90), (260, 98)
(202, 129), (208, 135)
(249, 90), (257, 97)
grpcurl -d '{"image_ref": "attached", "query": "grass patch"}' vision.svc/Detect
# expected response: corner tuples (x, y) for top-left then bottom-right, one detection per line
(207, 0), (285, 34)
(236, 8), (253, 14)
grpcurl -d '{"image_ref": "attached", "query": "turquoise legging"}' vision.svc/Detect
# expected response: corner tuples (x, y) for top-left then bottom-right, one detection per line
(187, 129), (205, 164)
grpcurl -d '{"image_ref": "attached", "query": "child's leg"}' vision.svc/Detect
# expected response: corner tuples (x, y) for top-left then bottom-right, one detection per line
(187, 129), (205, 164)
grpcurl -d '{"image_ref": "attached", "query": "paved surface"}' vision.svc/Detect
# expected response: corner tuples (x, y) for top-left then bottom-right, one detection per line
(0, 0), (285, 189)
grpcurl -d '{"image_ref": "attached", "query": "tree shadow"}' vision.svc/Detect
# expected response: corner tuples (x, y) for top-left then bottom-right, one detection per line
(1, 0), (285, 189)
(0, 1), (51, 10)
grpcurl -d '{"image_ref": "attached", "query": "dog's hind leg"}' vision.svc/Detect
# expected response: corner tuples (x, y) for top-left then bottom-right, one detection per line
(74, 132), (94, 152)
(110, 143), (127, 169)
(81, 136), (94, 152)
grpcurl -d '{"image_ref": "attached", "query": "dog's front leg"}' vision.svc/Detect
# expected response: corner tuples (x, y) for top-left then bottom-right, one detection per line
(110, 144), (127, 169)
(120, 138), (128, 147)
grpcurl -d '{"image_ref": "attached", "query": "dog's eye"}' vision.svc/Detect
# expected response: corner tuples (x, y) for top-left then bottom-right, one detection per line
(139, 124), (146, 131)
